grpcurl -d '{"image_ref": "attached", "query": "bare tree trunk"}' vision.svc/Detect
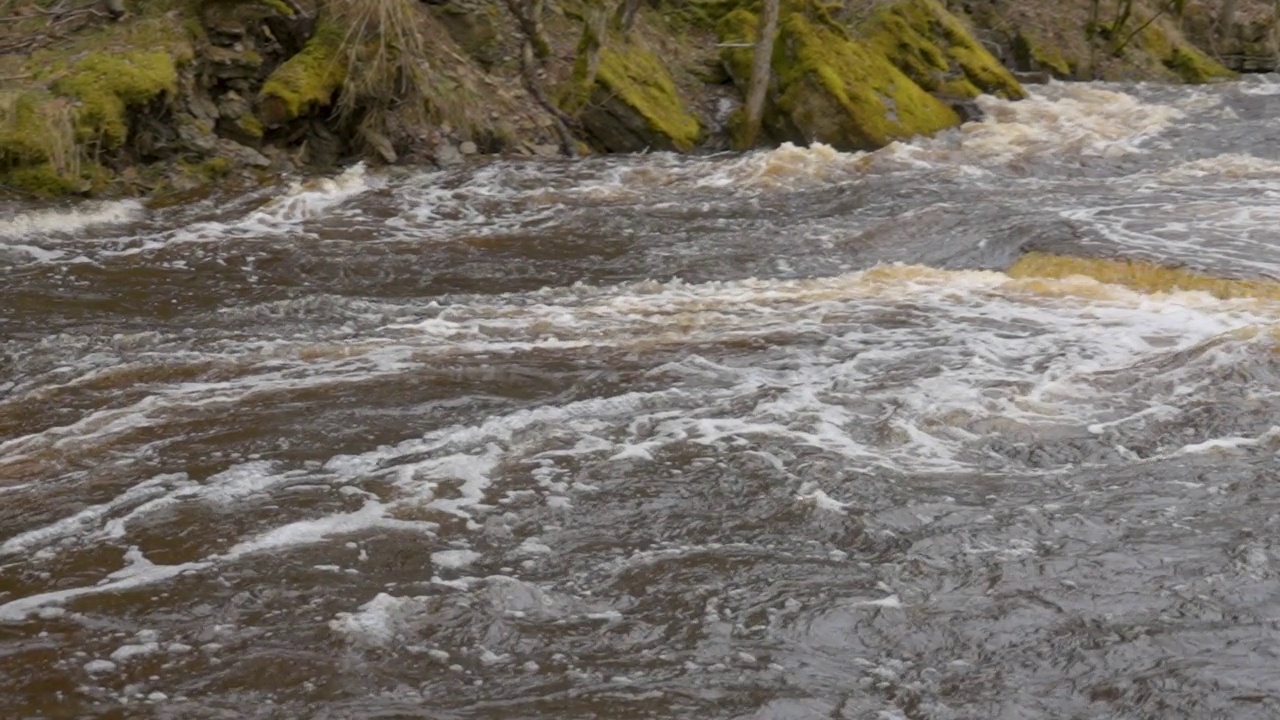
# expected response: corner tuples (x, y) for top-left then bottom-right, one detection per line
(614, 0), (642, 32)
(502, 0), (552, 60)
(1088, 0), (1102, 78)
(740, 0), (779, 149)
(1218, 0), (1238, 29)
(581, 4), (609, 91)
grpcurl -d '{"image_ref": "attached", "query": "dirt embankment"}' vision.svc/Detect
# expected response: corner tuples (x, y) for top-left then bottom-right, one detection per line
(0, 0), (1265, 201)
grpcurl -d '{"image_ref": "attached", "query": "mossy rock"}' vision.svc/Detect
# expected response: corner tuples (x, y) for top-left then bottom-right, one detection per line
(1011, 31), (1073, 79)
(0, 92), (63, 167)
(1166, 44), (1234, 83)
(1138, 22), (1235, 83)
(0, 91), (85, 196)
(718, 5), (961, 150)
(431, 0), (503, 69)
(51, 50), (181, 149)
(565, 40), (704, 153)
(257, 20), (346, 128)
(859, 0), (1025, 100)
(1, 164), (89, 197)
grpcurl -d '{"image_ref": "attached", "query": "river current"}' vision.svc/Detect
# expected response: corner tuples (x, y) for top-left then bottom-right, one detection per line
(3, 79), (1280, 719)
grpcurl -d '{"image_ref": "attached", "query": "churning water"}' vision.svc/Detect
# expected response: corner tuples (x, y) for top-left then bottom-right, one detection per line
(4, 78), (1280, 719)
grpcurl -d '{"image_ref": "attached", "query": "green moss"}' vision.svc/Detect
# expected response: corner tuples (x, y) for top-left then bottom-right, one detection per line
(716, 8), (758, 86)
(1166, 44), (1234, 83)
(1138, 21), (1235, 83)
(859, 0), (1025, 99)
(258, 20), (346, 126)
(564, 34), (704, 153)
(2, 163), (85, 196)
(0, 91), (94, 196)
(51, 51), (179, 149)
(233, 110), (265, 140)
(719, 3), (960, 150)
(597, 46), (703, 151)
(197, 157), (233, 180)
(0, 92), (56, 166)
(1012, 32), (1073, 78)
(252, 0), (297, 17)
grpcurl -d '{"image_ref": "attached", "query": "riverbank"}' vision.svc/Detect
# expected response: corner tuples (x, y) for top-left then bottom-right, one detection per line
(0, 0), (1262, 202)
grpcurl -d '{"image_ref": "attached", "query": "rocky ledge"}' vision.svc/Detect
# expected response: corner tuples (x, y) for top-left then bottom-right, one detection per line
(0, 0), (1257, 201)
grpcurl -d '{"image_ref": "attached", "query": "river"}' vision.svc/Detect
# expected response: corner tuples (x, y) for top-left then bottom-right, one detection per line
(3, 78), (1280, 719)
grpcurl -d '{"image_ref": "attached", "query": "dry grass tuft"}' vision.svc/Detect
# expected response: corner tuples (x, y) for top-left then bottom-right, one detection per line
(0, 92), (82, 180)
(326, 0), (478, 152)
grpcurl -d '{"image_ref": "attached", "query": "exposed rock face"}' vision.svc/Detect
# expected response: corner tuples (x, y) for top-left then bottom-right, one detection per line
(257, 20), (346, 128)
(568, 42), (705, 153)
(717, 0), (965, 150)
(0, 0), (1263, 199)
(860, 0), (1025, 100)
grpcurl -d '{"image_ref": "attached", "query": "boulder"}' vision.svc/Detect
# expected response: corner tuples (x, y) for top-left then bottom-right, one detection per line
(718, 4), (961, 150)
(859, 0), (1025, 100)
(257, 21), (346, 128)
(565, 41), (704, 153)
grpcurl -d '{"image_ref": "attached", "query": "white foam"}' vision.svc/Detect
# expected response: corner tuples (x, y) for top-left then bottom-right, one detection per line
(0, 556), (208, 621)
(1161, 153), (1280, 180)
(109, 642), (160, 662)
(1171, 426), (1280, 455)
(246, 163), (374, 224)
(329, 592), (426, 646)
(221, 500), (390, 559)
(0, 474), (188, 557)
(897, 84), (1185, 165)
(797, 483), (851, 514)
(0, 200), (142, 238)
(3, 261), (1276, 619)
(83, 659), (118, 674)
(431, 549), (481, 569)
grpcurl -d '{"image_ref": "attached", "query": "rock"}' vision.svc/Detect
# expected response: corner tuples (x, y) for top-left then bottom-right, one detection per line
(185, 88), (221, 126)
(431, 0), (502, 69)
(200, 0), (307, 48)
(359, 126), (398, 163)
(1012, 70), (1053, 85)
(1011, 32), (1074, 79)
(718, 3), (960, 151)
(51, 49), (184, 150)
(531, 143), (562, 157)
(204, 46), (264, 81)
(176, 117), (220, 155)
(215, 139), (271, 168)
(434, 142), (464, 167)
(257, 21), (346, 128)
(565, 42), (704, 153)
(859, 0), (1026, 100)
(458, 140), (478, 155)
(216, 91), (252, 121)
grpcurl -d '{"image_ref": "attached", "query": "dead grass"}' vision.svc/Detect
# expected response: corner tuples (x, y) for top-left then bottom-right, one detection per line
(327, 0), (488, 152)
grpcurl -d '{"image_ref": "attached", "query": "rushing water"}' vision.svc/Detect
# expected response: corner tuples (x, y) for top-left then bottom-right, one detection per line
(3, 78), (1280, 719)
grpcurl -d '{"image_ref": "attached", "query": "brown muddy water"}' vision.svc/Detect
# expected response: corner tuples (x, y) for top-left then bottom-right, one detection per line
(4, 79), (1280, 719)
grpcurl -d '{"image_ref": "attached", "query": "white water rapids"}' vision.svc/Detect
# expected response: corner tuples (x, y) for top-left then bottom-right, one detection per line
(3, 79), (1280, 718)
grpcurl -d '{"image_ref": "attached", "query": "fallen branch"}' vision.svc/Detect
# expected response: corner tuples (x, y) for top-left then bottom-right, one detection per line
(516, 39), (579, 158)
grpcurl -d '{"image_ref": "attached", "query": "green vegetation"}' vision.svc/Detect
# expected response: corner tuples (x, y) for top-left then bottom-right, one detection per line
(860, 0), (1025, 99)
(566, 36), (704, 152)
(720, 2), (961, 150)
(258, 20), (347, 127)
(52, 51), (180, 148)
(0, 0), (1258, 199)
